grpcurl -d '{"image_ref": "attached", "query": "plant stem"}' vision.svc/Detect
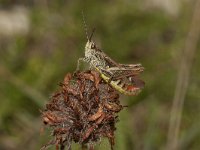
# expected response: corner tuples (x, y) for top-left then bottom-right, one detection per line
(166, 0), (200, 149)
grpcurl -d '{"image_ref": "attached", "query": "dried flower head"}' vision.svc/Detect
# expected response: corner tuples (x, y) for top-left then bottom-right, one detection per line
(41, 70), (123, 150)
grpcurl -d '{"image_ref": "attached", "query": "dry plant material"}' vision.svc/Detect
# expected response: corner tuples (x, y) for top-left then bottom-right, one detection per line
(41, 70), (123, 150)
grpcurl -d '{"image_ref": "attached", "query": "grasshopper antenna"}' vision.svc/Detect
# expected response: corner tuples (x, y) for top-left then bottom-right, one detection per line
(82, 10), (89, 41)
(89, 28), (96, 42)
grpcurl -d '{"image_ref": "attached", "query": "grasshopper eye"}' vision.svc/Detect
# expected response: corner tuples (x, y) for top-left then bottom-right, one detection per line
(91, 43), (96, 49)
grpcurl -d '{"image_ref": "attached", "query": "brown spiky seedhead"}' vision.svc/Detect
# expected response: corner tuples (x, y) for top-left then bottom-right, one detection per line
(41, 70), (123, 150)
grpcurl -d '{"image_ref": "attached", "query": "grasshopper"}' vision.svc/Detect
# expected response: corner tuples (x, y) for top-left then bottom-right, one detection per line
(77, 14), (144, 95)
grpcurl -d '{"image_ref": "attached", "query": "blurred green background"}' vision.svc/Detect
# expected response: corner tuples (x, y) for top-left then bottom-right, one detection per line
(0, 0), (200, 150)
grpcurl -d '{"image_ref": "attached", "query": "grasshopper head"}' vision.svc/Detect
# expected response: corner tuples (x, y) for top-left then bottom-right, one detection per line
(85, 28), (97, 56)
(85, 40), (96, 51)
(85, 40), (97, 58)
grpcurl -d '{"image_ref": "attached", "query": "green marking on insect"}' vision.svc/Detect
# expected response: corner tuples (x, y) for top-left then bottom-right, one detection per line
(95, 67), (143, 95)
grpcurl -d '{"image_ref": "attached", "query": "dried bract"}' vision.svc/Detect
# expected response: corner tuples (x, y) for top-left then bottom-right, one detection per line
(41, 71), (123, 150)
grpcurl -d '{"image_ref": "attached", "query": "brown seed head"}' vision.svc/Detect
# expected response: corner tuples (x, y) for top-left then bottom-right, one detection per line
(41, 70), (123, 150)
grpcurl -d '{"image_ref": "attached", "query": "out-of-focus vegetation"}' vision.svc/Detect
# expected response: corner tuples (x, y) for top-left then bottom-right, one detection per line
(0, 0), (200, 150)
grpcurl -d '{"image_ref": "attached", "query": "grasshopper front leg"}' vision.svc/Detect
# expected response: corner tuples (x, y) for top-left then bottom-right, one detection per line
(76, 57), (86, 71)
